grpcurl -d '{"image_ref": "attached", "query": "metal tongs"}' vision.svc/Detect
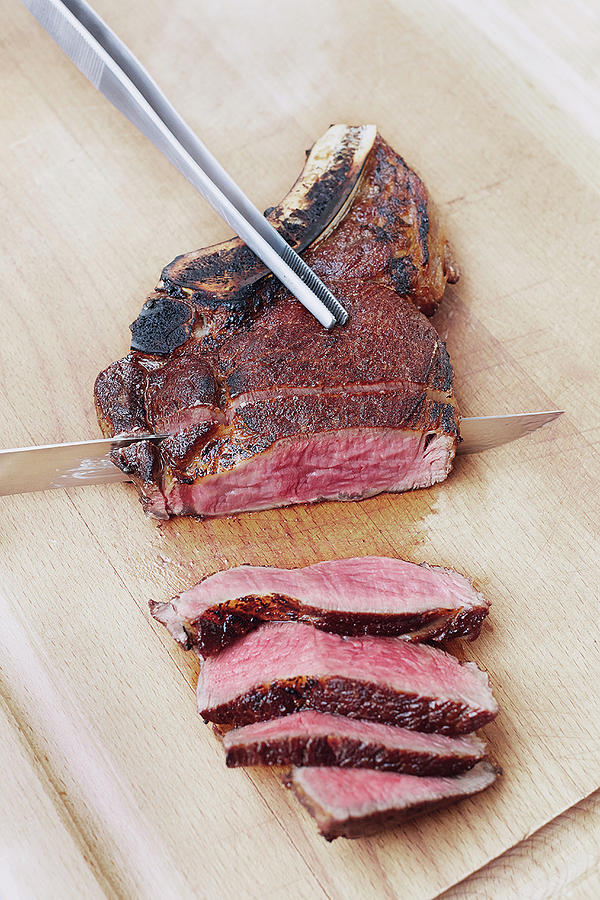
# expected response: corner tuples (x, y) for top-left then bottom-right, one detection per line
(23, 0), (348, 330)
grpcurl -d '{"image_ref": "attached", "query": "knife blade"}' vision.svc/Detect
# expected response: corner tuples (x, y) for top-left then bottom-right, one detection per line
(0, 435), (166, 496)
(456, 410), (563, 455)
(0, 411), (563, 497)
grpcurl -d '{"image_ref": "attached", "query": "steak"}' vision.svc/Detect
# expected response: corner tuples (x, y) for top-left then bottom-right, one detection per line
(285, 760), (499, 840)
(150, 556), (489, 656)
(196, 621), (498, 733)
(94, 124), (460, 519)
(224, 710), (487, 775)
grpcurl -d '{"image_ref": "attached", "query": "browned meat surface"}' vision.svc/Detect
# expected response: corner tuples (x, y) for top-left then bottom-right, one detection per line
(94, 125), (460, 518)
(224, 711), (487, 775)
(151, 556), (489, 656)
(196, 621), (498, 733)
(149, 552), (500, 841)
(285, 761), (499, 840)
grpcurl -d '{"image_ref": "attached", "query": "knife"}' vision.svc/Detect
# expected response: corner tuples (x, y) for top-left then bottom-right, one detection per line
(22, 0), (347, 329)
(0, 412), (563, 497)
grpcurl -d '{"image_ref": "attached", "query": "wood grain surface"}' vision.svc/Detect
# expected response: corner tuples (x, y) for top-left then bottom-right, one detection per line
(1, 0), (599, 897)
(441, 789), (600, 899)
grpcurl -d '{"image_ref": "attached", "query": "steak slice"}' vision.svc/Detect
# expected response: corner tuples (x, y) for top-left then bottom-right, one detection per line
(150, 556), (490, 656)
(196, 621), (498, 733)
(94, 125), (460, 519)
(285, 760), (499, 840)
(224, 711), (487, 775)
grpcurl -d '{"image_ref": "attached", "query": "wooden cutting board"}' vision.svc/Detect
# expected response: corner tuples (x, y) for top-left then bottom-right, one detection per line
(1, 1), (599, 896)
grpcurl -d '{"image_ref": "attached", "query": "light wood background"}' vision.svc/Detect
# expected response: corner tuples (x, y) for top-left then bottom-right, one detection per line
(1, 0), (599, 897)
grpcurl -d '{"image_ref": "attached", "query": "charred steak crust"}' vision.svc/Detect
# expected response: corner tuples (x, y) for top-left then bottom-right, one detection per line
(233, 393), (455, 445)
(109, 440), (168, 519)
(95, 126), (461, 518)
(300, 138), (456, 318)
(94, 356), (149, 436)
(153, 597), (487, 657)
(110, 440), (158, 483)
(284, 762), (500, 841)
(95, 289), (456, 441)
(145, 343), (220, 430)
(158, 129), (457, 319)
(161, 125), (376, 304)
(151, 557), (490, 652)
(199, 675), (496, 735)
(310, 798), (453, 841)
(164, 392), (456, 484)
(217, 283), (455, 398)
(225, 735), (482, 776)
(129, 293), (196, 355)
(223, 711), (487, 774)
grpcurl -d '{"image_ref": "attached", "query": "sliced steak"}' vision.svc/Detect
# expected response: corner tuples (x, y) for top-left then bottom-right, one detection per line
(224, 710), (486, 775)
(197, 621), (498, 733)
(94, 125), (460, 519)
(151, 556), (489, 656)
(285, 760), (499, 840)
